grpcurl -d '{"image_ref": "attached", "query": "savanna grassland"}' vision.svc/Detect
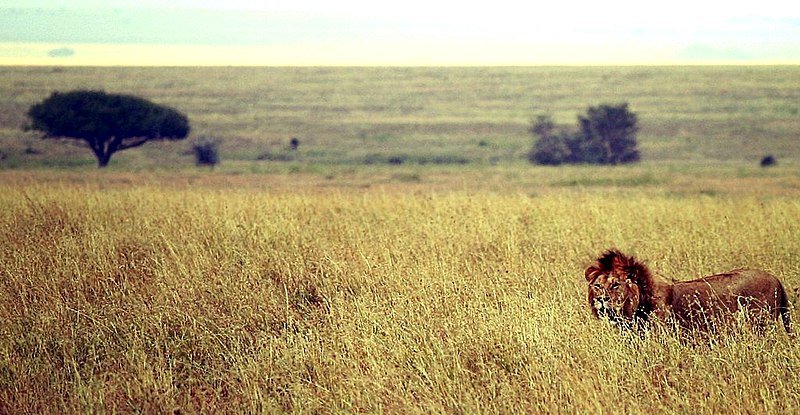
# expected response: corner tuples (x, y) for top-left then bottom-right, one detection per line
(1, 66), (800, 413)
(1, 66), (799, 170)
(2, 178), (800, 413)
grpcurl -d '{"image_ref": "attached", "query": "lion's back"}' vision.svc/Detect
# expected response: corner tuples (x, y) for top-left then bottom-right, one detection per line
(670, 269), (785, 318)
(680, 269), (781, 294)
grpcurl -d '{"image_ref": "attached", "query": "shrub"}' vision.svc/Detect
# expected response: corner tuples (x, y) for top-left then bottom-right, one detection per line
(192, 137), (219, 167)
(578, 103), (640, 164)
(528, 131), (570, 165)
(387, 155), (407, 165)
(529, 104), (640, 165)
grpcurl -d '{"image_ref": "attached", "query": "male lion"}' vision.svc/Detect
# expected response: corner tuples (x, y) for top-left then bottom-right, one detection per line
(584, 249), (792, 333)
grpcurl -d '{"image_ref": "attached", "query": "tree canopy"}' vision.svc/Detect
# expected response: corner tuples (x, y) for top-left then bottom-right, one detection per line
(27, 90), (190, 167)
(578, 103), (640, 164)
(529, 103), (640, 166)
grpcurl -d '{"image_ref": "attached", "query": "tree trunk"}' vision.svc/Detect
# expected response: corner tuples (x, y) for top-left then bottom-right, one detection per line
(97, 153), (112, 168)
(89, 137), (114, 168)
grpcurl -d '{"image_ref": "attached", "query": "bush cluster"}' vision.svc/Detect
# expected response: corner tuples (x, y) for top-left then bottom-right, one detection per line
(529, 103), (640, 165)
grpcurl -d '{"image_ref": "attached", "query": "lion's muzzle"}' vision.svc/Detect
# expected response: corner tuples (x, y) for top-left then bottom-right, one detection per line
(593, 297), (623, 322)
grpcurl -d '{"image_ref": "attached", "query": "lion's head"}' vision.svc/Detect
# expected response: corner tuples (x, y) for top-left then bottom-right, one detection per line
(584, 249), (651, 325)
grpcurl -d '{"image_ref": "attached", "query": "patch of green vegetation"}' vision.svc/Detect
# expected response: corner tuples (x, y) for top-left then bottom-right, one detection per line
(255, 150), (297, 162)
(361, 133), (397, 142)
(551, 172), (664, 188)
(392, 172), (422, 183)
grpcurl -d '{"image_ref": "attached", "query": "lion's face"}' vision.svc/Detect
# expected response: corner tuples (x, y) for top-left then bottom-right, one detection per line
(585, 252), (643, 324)
(587, 273), (640, 323)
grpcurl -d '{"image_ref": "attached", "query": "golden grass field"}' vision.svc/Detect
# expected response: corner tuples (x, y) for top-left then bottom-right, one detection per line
(1, 170), (799, 414)
(1, 66), (799, 413)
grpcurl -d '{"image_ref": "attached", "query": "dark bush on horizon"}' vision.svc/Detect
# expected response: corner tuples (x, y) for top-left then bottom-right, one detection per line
(529, 103), (640, 165)
(193, 137), (220, 167)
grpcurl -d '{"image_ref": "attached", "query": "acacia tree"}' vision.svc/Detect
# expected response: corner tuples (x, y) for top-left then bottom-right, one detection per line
(27, 90), (190, 167)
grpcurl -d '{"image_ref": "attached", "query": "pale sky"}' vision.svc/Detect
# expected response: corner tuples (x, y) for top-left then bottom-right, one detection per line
(1, 0), (799, 65)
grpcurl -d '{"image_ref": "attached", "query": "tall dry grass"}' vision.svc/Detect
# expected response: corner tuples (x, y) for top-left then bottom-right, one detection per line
(1, 180), (799, 413)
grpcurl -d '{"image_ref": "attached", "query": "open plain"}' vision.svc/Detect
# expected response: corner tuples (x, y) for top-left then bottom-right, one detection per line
(1, 66), (799, 413)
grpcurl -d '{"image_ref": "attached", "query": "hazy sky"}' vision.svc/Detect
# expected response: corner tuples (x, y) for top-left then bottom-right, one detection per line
(1, 0), (799, 65)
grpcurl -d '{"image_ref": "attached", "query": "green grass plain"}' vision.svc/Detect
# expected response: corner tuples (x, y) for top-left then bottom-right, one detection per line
(1, 66), (799, 171)
(1, 66), (800, 413)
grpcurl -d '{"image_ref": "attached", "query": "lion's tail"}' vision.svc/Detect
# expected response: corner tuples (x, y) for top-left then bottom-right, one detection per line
(778, 283), (792, 334)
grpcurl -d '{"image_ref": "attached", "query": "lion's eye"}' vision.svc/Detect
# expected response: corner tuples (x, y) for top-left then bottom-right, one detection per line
(609, 282), (620, 289)
(593, 283), (602, 290)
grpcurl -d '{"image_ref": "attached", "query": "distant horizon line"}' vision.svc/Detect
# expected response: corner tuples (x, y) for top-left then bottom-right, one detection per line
(2, 42), (799, 67)
(6, 62), (800, 67)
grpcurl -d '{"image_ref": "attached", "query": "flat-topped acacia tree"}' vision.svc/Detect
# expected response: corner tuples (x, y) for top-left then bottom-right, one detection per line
(27, 90), (190, 167)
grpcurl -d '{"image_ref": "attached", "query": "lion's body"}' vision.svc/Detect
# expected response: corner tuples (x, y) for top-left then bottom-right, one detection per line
(662, 269), (790, 331)
(585, 250), (792, 333)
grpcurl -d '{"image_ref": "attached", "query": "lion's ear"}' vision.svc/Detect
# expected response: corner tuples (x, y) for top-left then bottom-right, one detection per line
(585, 266), (600, 282)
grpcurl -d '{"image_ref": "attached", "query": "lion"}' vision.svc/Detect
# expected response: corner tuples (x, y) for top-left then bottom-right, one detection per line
(584, 249), (792, 333)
